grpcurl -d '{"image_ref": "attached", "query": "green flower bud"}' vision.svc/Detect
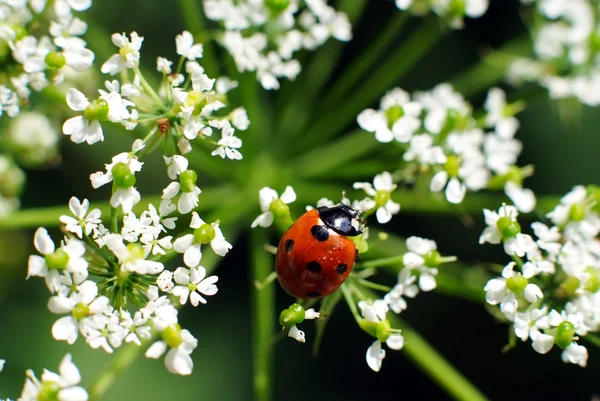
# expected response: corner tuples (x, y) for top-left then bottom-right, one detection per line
(555, 321), (576, 349)
(45, 51), (66, 69)
(449, 0), (466, 15)
(587, 185), (600, 213)
(37, 381), (61, 401)
(351, 235), (369, 254)
(376, 319), (392, 343)
(279, 309), (296, 328)
(358, 319), (379, 338)
(265, 0), (290, 14)
(506, 273), (528, 293)
(180, 170), (198, 193)
(385, 105), (404, 129)
(194, 223), (216, 244)
(72, 302), (90, 321)
(423, 250), (441, 268)
(568, 204), (585, 222)
(44, 248), (70, 271)
(126, 243), (145, 261)
(163, 324), (183, 348)
(12, 25), (27, 41)
(288, 303), (306, 324)
(559, 276), (580, 297)
(496, 216), (521, 239)
(269, 199), (290, 218)
(375, 190), (391, 207)
(112, 162), (136, 189)
(444, 155), (461, 178)
(83, 99), (109, 121)
(584, 267), (599, 293)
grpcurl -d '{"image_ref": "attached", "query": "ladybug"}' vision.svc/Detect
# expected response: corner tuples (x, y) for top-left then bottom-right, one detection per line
(276, 204), (364, 299)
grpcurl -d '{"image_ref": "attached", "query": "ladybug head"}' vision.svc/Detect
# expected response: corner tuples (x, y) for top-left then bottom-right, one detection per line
(317, 204), (364, 237)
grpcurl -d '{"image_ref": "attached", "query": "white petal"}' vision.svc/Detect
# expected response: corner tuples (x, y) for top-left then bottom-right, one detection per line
(445, 177), (466, 204)
(366, 340), (385, 372)
(34, 227), (55, 254)
(58, 353), (81, 386)
(183, 244), (202, 267)
(386, 334), (404, 350)
(58, 386), (88, 401)
(164, 348), (194, 375)
(66, 88), (89, 111)
(430, 171), (448, 193)
(419, 273), (437, 292)
(280, 186), (297, 204)
(251, 211), (274, 228)
(288, 325), (305, 343)
(145, 341), (167, 359)
(524, 283), (544, 303)
(52, 316), (79, 344)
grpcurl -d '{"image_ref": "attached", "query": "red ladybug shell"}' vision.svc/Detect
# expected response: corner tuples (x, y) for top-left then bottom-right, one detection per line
(276, 209), (358, 299)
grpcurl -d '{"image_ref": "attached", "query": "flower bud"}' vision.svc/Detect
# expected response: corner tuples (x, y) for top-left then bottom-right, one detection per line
(194, 223), (216, 244)
(555, 321), (576, 349)
(506, 273), (527, 293)
(163, 324), (183, 348)
(45, 51), (66, 69)
(37, 381), (61, 401)
(72, 303), (90, 321)
(568, 204), (585, 222)
(83, 99), (109, 121)
(112, 162), (136, 188)
(375, 190), (391, 207)
(180, 170), (198, 193)
(265, 0), (290, 14)
(44, 248), (70, 271)
(385, 105), (404, 129)
(423, 250), (441, 268)
(496, 216), (521, 239)
(269, 199), (290, 218)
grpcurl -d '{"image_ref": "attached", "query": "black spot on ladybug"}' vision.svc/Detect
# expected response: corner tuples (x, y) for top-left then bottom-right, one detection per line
(311, 225), (329, 241)
(306, 261), (321, 273)
(306, 291), (322, 298)
(336, 264), (348, 274)
(284, 239), (294, 253)
(355, 248), (359, 257)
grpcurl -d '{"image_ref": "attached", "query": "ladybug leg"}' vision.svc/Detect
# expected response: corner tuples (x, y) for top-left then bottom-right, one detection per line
(254, 270), (278, 290)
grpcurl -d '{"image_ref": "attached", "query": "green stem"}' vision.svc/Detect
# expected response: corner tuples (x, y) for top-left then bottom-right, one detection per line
(134, 68), (163, 106)
(251, 229), (275, 401)
(583, 333), (600, 348)
(395, 317), (490, 401)
(356, 287), (489, 401)
(320, 12), (411, 111)
(356, 255), (404, 269)
(88, 343), (146, 401)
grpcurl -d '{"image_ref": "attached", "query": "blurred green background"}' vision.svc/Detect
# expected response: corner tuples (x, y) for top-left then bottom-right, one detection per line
(1, 0), (600, 400)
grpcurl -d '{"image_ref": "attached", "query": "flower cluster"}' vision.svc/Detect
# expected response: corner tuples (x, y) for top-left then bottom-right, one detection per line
(480, 185), (600, 367)
(508, 0), (600, 106)
(204, 0), (352, 89)
(63, 30), (249, 158)
(358, 85), (535, 212)
(28, 191), (229, 375)
(395, 0), (489, 29)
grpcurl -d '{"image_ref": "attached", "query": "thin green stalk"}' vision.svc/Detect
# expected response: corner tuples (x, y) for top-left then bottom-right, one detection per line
(88, 342), (146, 401)
(395, 317), (489, 401)
(251, 229), (275, 401)
(355, 286), (489, 401)
(293, 17), (442, 155)
(356, 255), (403, 269)
(176, 0), (220, 76)
(320, 12), (411, 111)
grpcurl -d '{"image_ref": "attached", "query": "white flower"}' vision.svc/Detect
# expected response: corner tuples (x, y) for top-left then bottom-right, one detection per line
(173, 213), (232, 267)
(27, 228), (88, 293)
(505, 181), (536, 213)
(145, 327), (198, 376)
(288, 325), (306, 343)
(353, 172), (400, 224)
(484, 262), (543, 317)
(479, 204), (536, 257)
(18, 354), (88, 401)
(48, 280), (110, 345)
(62, 88), (103, 145)
(172, 266), (219, 306)
(101, 32), (144, 75)
(210, 120), (243, 160)
(357, 88), (422, 143)
(513, 306), (549, 341)
(59, 197), (102, 238)
(176, 31), (203, 60)
(89, 152), (143, 213)
(358, 300), (404, 372)
(484, 87), (519, 139)
(384, 268), (419, 313)
(402, 236), (439, 291)
(562, 343), (588, 367)
(251, 186), (296, 228)
(430, 171), (466, 204)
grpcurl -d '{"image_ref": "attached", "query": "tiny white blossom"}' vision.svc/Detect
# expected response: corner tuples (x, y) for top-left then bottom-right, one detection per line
(251, 186), (296, 228)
